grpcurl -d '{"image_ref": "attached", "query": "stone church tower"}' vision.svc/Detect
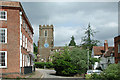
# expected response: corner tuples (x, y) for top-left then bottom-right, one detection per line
(37, 25), (54, 62)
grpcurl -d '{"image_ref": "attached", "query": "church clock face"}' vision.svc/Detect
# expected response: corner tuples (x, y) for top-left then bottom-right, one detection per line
(44, 43), (49, 48)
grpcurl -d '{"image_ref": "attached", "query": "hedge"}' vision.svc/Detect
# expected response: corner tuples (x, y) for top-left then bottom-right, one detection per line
(34, 62), (53, 69)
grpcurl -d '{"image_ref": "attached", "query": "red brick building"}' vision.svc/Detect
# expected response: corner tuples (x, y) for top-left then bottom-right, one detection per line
(114, 36), (120, 63)
(0, 1), (34, 78)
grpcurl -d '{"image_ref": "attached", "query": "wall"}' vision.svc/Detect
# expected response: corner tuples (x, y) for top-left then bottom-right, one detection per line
(38, 25), (54, 62)
(0, 8), (20, 77)
(114, 36), (120, 63)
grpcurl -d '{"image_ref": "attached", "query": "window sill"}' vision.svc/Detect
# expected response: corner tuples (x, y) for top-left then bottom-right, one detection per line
(0, 19), (7, 21)
(0, 43), (7, 44)
(0, 66), (7, 68)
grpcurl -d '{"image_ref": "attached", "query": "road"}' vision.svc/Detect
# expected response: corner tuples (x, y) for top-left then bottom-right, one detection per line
(36, 69), (85, 80)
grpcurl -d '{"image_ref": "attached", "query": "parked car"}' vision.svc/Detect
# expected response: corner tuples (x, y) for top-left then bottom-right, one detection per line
(86, 70), (102, 75)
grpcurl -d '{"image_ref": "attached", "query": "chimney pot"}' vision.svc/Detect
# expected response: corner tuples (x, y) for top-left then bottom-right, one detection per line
(104, 40), (108, 52)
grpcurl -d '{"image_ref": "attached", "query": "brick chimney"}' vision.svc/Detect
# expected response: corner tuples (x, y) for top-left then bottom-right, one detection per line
(104, 40), (108, 52)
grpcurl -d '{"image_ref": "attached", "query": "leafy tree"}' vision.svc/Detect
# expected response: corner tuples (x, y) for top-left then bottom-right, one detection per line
(70, 48), (88, 74)
(52, 46), (77, 76)
(69, 36), (76, 46)
(89, 57), (100, 69)
(81, 23), (100, 50)
(33, 43), (38, 56)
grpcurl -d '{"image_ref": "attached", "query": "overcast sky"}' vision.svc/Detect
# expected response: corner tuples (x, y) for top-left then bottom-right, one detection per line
(11, 0), (119, 46)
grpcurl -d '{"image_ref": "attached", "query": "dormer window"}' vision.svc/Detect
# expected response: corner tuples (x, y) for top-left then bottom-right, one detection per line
(0, 11), (7, 20)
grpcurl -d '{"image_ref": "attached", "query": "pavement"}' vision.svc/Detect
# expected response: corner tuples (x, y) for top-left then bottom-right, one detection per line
(25, 68), (85, 80)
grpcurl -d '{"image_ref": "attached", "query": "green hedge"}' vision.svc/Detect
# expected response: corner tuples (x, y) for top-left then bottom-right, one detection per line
(34, 62), (53, 69)
(85, 74), (91, 79)
(89, 64), (120, 80)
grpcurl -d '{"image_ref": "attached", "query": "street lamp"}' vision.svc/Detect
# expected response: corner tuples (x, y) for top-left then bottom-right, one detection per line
(44, 58), (46, 69)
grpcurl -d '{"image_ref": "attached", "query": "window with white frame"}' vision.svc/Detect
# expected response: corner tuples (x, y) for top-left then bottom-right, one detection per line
(24, 55), (27, 66)
(0, 51), (7, 68)
(27, 55), (30, 66)
(25, 37), (27, 49)
(23, 20), (25, 29)
(23, 54), (24, 67)
(20, 32), (22, 46)
(118, 44), (120, 53)
(0, 11), (7, 20)
(0, 28), (7, 43)
(28, 27), (30, 35)
(25, 23), (27, 32)
(23, 35), (25, 47)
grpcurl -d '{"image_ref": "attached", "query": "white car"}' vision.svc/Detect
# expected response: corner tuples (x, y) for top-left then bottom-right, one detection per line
(87, 70), (102, 75)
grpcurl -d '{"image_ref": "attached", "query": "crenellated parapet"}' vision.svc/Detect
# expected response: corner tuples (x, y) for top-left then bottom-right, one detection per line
(39, 24), (54, 29)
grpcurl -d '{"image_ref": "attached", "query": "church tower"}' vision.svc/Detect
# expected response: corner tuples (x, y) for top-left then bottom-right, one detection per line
(37, 25), (54, 62)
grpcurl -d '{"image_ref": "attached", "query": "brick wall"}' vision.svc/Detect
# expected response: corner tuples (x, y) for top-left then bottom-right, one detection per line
(0, 1), (34, 78)
(114, 36), (120, 63)
(0, 8), (20, 76)
(38, 25), (54, 62)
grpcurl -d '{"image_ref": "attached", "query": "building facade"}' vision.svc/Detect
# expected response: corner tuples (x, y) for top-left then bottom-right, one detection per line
(114, 36), (120, 63)
(37, 25), (75, 62)
(92, 40), (115, 70)
(0, 1), (34, 78)
(37, 25), (54, 62)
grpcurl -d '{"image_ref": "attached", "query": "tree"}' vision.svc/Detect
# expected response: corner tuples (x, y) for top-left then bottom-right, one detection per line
(101, 64), (120, 80)
(81, 23), (100, 50)
(91, 64), (120, 80)
(89, 57), (100, 69)
(33, 43), (38, 56)
(70, 48), (88, 74)
(69, 36), (76, 46)
(52, 46), (77, 76)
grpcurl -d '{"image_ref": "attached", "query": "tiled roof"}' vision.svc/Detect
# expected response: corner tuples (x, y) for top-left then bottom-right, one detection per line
(104, 47), (114, 57)
(93, 46), (104, 56)
(93, 46), (114, 56)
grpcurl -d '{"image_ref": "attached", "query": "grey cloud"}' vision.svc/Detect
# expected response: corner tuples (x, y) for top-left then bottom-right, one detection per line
(20, 2), (118, 46)
(21, 2), (117, 25)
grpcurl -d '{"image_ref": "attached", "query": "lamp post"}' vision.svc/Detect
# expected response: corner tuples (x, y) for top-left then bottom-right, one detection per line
(44, 58), (46, 69)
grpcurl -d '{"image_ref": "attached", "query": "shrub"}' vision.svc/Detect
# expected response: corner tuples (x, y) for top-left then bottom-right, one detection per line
(90, 64), (120, 80)
(70, 48), (88, 74)
(91, 73), (101, 80)
(100, 64), (120, 80)
(85, 74), (91, 79)
(52, 46), (78, 76)
(53, 59), (77, 76)
(46, 62), (53, 69)
(34, 62), (53, 69)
